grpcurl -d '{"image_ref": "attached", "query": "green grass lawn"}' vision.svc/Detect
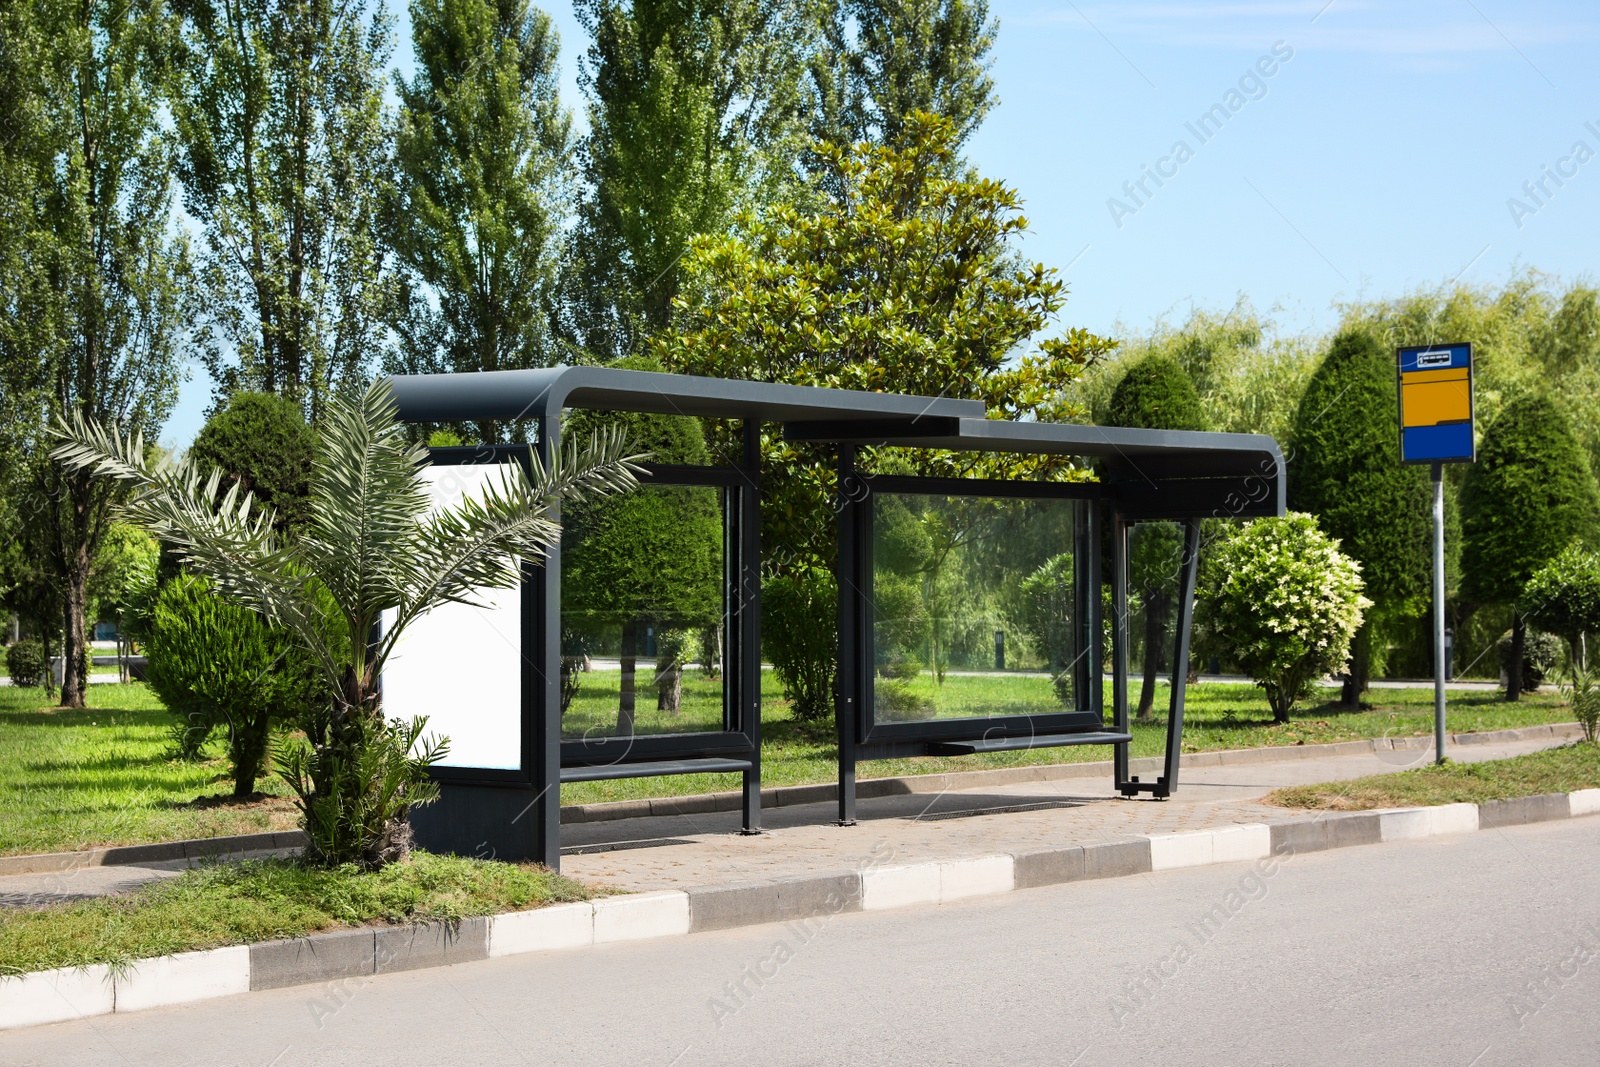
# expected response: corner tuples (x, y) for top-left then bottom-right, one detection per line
(0, 684), (299, 857)
(0, 851), (590, 975)
(0, 676), (1574, 855)
(1266, 742), (1600, 811)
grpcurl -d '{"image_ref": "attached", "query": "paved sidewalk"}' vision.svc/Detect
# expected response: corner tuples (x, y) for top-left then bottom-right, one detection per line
(560, 730), (1562, 891)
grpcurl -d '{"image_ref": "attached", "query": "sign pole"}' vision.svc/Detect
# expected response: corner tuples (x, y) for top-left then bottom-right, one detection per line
(1396, 341), (1473, 765)
(1432, 462), (1446, 765)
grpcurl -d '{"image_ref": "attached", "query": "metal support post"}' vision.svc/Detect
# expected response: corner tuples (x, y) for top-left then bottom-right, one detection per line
(739, 421), (764, 833)
(1432, 462), (1447, 765)
(835, 445), (860, 825)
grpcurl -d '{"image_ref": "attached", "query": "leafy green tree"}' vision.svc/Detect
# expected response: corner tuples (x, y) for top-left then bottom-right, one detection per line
(1522, 543), (1600, 670)
(174, 0), (393, 418)
(388, 0), (574, 444)
(0, 0), (195, 708)
(1195, 513), (1369, 723)
(52, 380), (642, 867)
(815, 0), (997, 150)
(1102, 354), (1205, 721)
(658, 112), (1111, 717)
(189, 392), (318, 534)
(88, 523), (160, 679)
(1288, 328), (1432, 704)
(561, 358), (722, 733)
(566, 0), (815, 360)
(1464, 394), (1600, 699)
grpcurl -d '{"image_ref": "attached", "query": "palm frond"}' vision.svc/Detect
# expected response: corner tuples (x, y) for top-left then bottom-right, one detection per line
(372, 425), (646, 674)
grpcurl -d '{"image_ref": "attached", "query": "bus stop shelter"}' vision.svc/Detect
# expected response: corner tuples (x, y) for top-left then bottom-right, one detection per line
(386, 366), (1284, 870)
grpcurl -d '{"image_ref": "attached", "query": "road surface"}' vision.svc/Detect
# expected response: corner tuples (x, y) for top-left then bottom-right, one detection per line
(3, 818), (1597, 1066)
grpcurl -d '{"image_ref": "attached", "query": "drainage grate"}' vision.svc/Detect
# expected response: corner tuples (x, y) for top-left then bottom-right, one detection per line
(913, 800), (1087, 822)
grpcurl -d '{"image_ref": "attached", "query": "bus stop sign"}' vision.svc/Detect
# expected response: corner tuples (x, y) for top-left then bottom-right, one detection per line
(1397, 343), (1474, 464)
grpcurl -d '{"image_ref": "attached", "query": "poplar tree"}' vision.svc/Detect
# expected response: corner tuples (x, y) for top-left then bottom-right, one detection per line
(0, 0), (195, 707)
(1103, 354), (1206, 722)
(174, 0), (392, 419)
(1288, 328), (1432, 705)
(566, 0), (815, 361)
(388, 0), (574, 443)
(814, 0), (997, 150)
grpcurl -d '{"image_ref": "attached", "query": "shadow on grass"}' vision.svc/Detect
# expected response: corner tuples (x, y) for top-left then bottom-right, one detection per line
(0, 707), (169, 728)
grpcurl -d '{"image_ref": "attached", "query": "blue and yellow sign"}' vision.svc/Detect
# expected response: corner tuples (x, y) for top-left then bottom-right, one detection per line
(1397, 343), (1474, 464)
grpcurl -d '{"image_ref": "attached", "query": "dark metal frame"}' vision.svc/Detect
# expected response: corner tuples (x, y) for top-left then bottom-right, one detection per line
(1110, 513), (1203, 799)
(388, 365), (1286, 866)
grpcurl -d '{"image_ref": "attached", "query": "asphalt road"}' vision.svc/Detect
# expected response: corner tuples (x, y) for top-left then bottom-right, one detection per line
(4, 819), (1599, 1067)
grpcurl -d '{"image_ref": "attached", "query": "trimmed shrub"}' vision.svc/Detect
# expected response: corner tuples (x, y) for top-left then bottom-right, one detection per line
(144, 577), (330, 794)
(6, 638), (46, 688)
(763, 568), (837, 723)
(1104, 352), (1208, 431)
(189, 392), (317, 534)
(1195, 513), (1370, 723)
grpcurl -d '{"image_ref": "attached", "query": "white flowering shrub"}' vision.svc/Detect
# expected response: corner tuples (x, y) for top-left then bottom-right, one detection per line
(1195, 513), (1370, 722)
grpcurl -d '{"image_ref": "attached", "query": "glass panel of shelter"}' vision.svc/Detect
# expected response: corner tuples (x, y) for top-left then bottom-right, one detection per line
(559, 475), (733, 742)
(867, 491), (1090, 728)
(1123, 520), (1187, 723)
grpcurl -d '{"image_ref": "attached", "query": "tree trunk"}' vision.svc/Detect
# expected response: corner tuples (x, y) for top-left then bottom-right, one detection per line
(1507, 613), (1525, 702)
(1135, 593), (1167, 723)
(656, 655), (683, 715)
(616, 619), (638, 735)
(1340, 622), (1372, 708)
(62, 556), (90, 708)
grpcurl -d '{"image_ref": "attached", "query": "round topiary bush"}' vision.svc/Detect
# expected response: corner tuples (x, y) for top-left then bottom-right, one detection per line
(6, 638), (47, 688)
(1194, 513), (1370, 723)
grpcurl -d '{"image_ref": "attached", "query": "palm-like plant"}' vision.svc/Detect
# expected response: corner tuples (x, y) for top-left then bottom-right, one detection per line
(51, 380), (644, 867)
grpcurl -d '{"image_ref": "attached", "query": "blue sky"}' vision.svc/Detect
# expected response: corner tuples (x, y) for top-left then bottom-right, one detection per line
(162, 0), (1600, 448)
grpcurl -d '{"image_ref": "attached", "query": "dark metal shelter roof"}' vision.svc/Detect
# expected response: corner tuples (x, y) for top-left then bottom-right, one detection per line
(388, 365), (984, 428)
(388, 365), (1285, 517)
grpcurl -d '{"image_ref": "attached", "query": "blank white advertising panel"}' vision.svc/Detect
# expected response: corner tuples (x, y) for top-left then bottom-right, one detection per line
(382, 462), (523, 770)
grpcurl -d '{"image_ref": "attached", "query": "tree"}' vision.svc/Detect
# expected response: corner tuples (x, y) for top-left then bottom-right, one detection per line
(1522, 543), (1600, 670)
(816, 0), (997, 150)
(388, 0), (574, 444)
(1461, 394), (1600, 700)
(174, 0), (392, 418)
(88, 523), (160, 680)
(566, 0), (815, 360)
(657, 112), (1112, 716)
(1288, 328), (1432, 704)
(189, 392), (317, 534)
(0, 0), (195, 708)
(1102, 353), (1206, 721)
(561, 358), (722, 734)
(52, 379), (642, 867)
(1195, 514), (1370, 723)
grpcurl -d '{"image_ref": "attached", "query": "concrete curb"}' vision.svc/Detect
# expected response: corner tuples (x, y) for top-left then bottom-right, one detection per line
(0, 831), (306, 878)
(6, 786), (1599, 1031)
(0, 722), (1579, 878)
